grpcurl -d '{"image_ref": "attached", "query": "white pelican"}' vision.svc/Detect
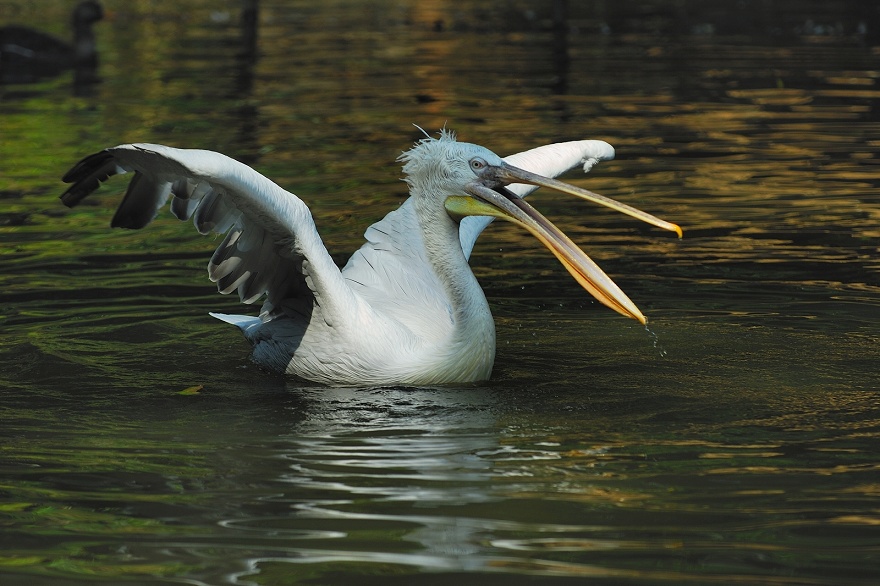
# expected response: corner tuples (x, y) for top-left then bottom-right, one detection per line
(60, 130), (681, 385)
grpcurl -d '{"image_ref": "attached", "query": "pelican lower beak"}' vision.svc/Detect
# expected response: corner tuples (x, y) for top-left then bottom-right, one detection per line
(448, 162), (681, 325)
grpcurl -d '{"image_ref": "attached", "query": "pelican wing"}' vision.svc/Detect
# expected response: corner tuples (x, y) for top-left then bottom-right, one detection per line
(60, 143), (351, 320)
(459, 139), (615, 258)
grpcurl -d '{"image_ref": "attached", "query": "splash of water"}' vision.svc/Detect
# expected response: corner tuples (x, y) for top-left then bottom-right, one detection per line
(645, 325), (667, 358)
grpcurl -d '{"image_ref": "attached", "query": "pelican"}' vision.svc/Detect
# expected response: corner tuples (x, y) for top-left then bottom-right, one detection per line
(60, 130), (681, 385)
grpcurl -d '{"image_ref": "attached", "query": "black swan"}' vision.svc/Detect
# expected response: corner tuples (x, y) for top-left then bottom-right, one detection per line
(1, 1), (103, 85)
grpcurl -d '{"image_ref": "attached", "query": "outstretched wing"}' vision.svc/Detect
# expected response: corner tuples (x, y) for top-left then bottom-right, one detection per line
(459, 139), (616, 258)
(60, 143), (352, 319)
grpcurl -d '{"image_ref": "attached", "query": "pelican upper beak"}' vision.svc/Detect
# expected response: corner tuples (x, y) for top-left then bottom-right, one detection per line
(447, 161), (682, 325)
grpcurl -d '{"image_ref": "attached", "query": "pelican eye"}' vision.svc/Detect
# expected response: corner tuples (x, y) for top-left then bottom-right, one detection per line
(469, 157), (488, 173)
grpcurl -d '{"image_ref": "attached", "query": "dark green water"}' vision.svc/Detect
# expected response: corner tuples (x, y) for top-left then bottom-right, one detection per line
(1, 1), (879, 584)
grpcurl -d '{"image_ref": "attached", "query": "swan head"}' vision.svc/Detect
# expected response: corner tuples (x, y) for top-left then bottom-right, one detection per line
(73, 1), (104, 27)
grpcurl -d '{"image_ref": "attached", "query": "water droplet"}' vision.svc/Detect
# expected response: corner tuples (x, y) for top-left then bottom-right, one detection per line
(645, 325), (667, 357)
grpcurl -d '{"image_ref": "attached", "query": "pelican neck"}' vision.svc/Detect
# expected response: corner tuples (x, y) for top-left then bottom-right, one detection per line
(411, 191), (493, 330)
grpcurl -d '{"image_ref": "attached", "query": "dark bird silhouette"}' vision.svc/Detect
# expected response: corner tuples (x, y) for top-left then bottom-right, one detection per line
(0, 1), (103, 86)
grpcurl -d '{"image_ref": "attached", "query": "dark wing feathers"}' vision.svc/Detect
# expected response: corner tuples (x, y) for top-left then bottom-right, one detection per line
(60, 145), (314, 309)
(110, 172), (172, 229)
(191, 189), (243, 236)
(59, 151), (121, 207)
(170, 191), (199, 221)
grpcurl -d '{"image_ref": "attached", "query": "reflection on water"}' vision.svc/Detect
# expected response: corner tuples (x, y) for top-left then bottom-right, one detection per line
(1, 0), (880, 584)
(4, 379), (877, 584)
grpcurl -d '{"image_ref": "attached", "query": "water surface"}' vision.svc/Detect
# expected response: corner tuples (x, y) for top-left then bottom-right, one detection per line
(1, 1), (878, 584)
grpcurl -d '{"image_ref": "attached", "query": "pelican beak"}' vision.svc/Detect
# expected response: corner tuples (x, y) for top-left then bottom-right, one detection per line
(448, 162), (682, 325)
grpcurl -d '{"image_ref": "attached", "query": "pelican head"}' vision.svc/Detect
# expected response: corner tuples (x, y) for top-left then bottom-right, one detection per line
(400, 130), (681, 325)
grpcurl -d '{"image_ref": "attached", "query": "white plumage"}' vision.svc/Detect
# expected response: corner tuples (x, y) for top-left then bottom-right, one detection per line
(61, 130), (680, 385)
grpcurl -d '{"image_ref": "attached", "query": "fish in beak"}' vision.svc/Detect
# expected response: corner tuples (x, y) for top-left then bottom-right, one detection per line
(446, 159), (682, 325)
